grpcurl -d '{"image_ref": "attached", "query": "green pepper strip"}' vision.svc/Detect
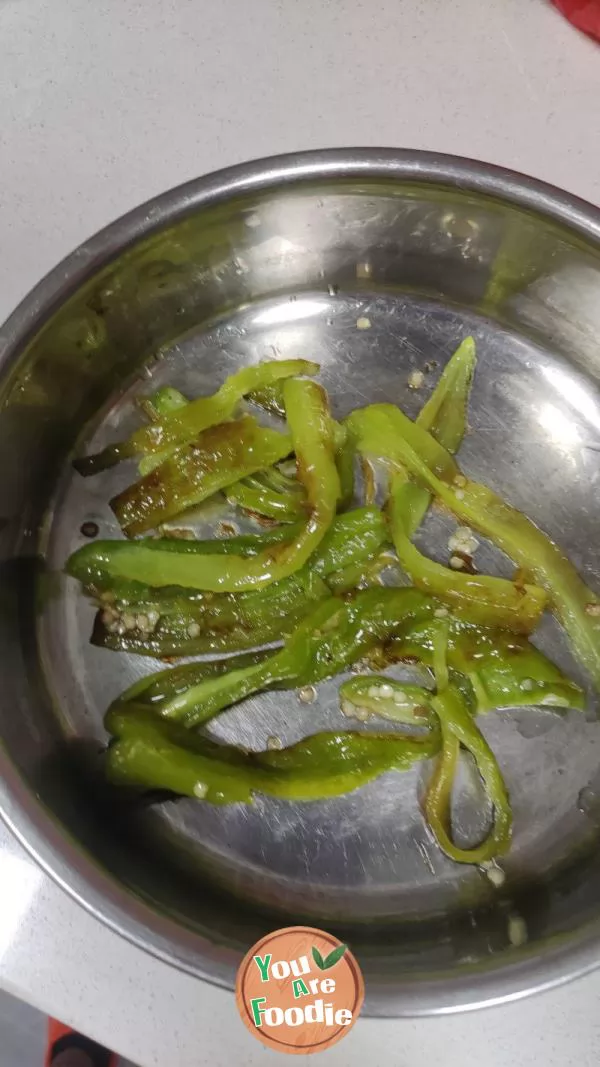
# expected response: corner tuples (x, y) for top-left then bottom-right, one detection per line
(226, 456), (307, 524)
(247, 381), (287, 418)
(138, 360), (318, 458)
(118, 648), (273, 705)
(74, 359), (318, 475)
(339, 630), (512, 864)
(94, 571), (331, 658)
(339, 675), (438, 729)
(389, 479), (547, 633)
(90, 507), (388, 657)
(401, 336), (477, 533)
(431, 621), (510, 865)
(110, 415), (293, 537)
(259, 466), (303, 496)
(138, 387), (189, 474)
(375, 337), (547, 632)
(69, 505), (383, 600)
(389, 619), (584, 713)
(68, 520), (302, 595)
(79, 379), (340, 592)
(349, 403), (548, 634)
(139, 385), (188, 425)
(431, 617), (450, 693)
(348, 402), (600, 688)
(225, 476), (306, 522)
(93, 559), (390, 659)
(249, 377), (353, 509)
(152, 587), (435, 728)
(424, 684), (513, 864)
(104, 706), (439, 803)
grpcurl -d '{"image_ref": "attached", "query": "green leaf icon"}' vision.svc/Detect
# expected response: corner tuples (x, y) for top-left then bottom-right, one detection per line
(311, 946), (326, 970)
(322, 943), (348, 969)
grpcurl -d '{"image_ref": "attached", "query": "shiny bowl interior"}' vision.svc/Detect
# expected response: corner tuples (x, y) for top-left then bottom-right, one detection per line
(1, 150), (600, 1015)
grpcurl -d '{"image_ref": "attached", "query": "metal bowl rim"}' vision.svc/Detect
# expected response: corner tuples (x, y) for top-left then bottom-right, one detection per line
(1, 147), (600, 1014)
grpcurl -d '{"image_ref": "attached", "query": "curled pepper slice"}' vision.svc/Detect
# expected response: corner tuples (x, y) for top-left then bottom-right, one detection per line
(424, 684), (512, 864)
(74, 359), (318, 475)
(340, 629), (513, 865)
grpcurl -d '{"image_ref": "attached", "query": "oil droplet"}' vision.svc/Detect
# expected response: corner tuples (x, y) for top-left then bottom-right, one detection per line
(298, 685), (317, 705)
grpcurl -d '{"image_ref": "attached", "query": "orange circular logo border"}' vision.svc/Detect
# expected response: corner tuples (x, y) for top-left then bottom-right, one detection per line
(235, 925), (364, 1054)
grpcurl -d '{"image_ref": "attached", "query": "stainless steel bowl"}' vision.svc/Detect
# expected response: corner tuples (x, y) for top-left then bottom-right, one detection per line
(1, 149), (600, 1015)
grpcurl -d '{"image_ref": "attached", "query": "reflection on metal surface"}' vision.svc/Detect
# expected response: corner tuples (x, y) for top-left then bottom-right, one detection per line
(515, 266), (600, 374)
(0, 853), (43, 961)
(0, 151), (599, 1015)
(541, 365), (600, 433)
(253, 297), (329, 327)
(538, 403), (581, 453)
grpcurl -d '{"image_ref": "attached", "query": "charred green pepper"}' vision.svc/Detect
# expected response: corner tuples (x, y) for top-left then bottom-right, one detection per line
(74, 379), (341, 591)
(75, 359), (318, 475)
(154, 587), (436, 728)
(88, 507), (388, 657)
(389, 618), (584, 712)
(111, 415), (292, 537)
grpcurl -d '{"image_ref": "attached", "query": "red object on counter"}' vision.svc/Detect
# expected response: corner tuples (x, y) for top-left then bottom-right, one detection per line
(553, 0), (600, 40)
(45, 1019), (118, 1067)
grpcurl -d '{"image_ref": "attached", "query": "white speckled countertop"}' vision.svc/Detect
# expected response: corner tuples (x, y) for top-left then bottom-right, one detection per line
(1, 1), (600, 1063)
